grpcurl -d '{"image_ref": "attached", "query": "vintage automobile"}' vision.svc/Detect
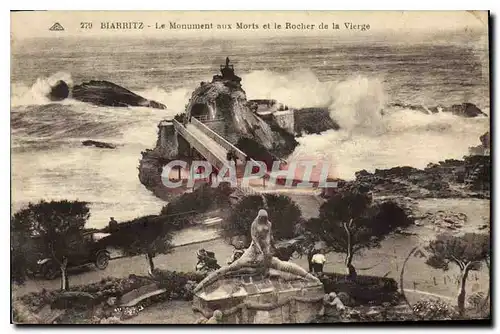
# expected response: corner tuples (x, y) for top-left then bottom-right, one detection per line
(29, 231), (111, 280)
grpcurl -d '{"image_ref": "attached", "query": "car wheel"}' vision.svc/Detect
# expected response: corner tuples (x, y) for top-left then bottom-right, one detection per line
(95, 252), (110, 270)
(42, 262), (59, 280)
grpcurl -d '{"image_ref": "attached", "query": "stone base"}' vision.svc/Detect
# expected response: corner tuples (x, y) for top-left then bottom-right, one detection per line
(192, 275), (325, 324)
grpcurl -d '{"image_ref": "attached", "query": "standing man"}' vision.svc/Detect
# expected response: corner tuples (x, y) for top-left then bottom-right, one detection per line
(311, 250), (327, 274)
(108, 217), (118, 232)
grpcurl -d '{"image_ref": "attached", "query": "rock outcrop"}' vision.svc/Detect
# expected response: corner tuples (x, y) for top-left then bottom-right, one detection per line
(48, 80), (166, 109)
(82, 140), (116, 149)
(387, 102), (487, 117)
(469, 131), (490, 156)
(335, 155), (490, 199)
(294, 108), (339, 135)
(183, 59), (298, 157)
(48, 80), (70, 101)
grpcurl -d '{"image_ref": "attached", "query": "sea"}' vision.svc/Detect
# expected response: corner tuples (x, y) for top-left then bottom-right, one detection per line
(11, 34), (490, 229)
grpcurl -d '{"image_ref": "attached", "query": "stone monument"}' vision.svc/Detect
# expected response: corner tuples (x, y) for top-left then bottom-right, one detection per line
(192, 209), (325, 324)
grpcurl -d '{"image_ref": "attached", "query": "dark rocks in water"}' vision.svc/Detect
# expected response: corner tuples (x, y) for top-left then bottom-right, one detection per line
(441, 103), (487, 117)
(388, 102), (487, 117)
(48, 80), (70, 101)
(71, 80), (166, 109)
(47, 80), (166, 109)
(82, 140), (116, 149)
(294, 108), (339, 134)
(389, 102), (430, 114)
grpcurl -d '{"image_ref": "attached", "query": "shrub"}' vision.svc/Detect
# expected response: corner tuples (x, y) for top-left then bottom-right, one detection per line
(151, 269), (205, 300)
(466, 292), (490, 319)
(412, 299), (458, 320)
(319, 272), (400, 306)
(221, 193), (302, 242)
(19, 275), (154, 311)
(161, 183), (232, 226)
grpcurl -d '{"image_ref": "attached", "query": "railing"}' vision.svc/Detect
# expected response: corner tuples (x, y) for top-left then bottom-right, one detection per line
(191, 117), (248, 162)
(174, 119), (268, 184)
(193, 115), (225, 123)
(173, 119), (228, 171)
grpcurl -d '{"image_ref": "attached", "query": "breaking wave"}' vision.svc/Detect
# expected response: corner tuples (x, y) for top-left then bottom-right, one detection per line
(11, 72), (75, 107)
(241, 69), (489, 179)
(11, 69), (489, 180)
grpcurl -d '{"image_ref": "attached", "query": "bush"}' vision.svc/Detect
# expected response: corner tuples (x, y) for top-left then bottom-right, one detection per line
(412, 299), (458, 320)
(319, 272), (400, 306)
(314, 305), (417, 323)
(151, 269), (205, 301)
(466, 292), (490, 319)
(19, 275), (154, 311)
(221, 193), (302, 242)
(161, 183), (231, 226)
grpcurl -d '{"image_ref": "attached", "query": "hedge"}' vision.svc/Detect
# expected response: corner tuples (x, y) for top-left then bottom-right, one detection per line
(319, 272), (401, 306)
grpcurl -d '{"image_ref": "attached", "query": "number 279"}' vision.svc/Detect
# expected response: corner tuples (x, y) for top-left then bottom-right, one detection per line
(80, 22), (93, 29)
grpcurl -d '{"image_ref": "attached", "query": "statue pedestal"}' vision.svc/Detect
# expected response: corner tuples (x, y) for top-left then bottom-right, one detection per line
(192, 275), (325, 324)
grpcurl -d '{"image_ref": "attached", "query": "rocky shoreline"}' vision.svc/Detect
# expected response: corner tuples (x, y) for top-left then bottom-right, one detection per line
(338, 154), (490, 200)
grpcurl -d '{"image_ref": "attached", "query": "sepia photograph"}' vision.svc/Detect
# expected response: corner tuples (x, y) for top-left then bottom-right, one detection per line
(10, 10), (491, 324)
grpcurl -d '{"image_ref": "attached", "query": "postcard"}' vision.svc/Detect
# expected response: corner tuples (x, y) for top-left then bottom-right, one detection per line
(10, 10), (490, 324)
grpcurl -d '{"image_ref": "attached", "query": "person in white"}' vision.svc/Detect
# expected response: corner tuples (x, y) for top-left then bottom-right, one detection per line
(311, 251), (327, 273)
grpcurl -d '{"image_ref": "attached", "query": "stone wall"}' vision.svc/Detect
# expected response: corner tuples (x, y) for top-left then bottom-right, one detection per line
(272, 110), (295, 134)
(157, 121), (178, 158)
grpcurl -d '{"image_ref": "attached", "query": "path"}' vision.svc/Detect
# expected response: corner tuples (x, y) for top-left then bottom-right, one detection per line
(120, 300), (196, 324)
(404, 289), (454, 301)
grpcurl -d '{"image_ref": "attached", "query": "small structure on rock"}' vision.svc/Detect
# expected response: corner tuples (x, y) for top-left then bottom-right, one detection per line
(213, 57), (242, 84)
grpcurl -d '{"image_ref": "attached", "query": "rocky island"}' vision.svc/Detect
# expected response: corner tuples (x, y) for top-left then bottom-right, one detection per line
(138, 58), (490, 202)
(47, 79), (166, 109)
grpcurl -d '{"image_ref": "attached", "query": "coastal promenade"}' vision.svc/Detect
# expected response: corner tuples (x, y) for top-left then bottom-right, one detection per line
(13, 199), (490, 310)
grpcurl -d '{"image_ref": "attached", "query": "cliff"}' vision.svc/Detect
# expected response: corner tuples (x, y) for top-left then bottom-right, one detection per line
(184, 79), (298, 158)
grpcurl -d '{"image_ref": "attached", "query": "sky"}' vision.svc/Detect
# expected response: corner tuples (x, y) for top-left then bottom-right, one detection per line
(11, 11), (488, 40)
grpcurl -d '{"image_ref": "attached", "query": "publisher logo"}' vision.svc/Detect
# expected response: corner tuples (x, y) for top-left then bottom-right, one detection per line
(49, 22), (65, 31)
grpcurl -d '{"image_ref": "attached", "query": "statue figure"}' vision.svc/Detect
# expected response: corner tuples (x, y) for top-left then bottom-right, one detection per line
(193, 209), (320, 293)
(226, 57), (230, 68)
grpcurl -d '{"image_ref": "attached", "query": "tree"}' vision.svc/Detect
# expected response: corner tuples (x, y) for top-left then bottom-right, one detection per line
(106, 215), (174, 275)
(221, 194), (302, 243)
(161, 183), (231, 215)
(11, 200), (91, 291)
(425, 233), (490, 316)
(305, 191), (413, 279)
(11, 226), (27, 284)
